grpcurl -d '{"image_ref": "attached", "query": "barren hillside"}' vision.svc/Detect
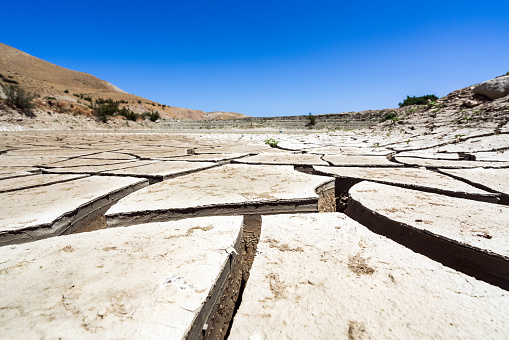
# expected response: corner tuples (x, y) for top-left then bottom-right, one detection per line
(0, 43), (246, 121)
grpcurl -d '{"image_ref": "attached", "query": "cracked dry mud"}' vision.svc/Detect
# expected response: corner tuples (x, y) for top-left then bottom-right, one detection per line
(1, 123), (509, 339)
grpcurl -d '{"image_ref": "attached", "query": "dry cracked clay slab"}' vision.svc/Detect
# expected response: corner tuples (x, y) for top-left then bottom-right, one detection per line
(0, 173), (88, 193)
(101, 160), (218, 183)
(394, 156), (509, 169)
(323, 154), (402, 167)
(0, 216), (242, 340)
(233, 152), (328, 166)
(347, 180), (509, 289)
(314, 166), (497, 197)
(438, 168), (509, 196)
(0, 176), (148, 246)
(229, 213), (509, 339)
(106, 164), (333, 228)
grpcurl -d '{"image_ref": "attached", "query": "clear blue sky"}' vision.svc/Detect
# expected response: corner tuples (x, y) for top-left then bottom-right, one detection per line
(3, 1), (508, 117)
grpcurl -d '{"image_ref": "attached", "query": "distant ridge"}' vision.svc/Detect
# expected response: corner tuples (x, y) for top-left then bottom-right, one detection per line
(205, 111), (247, 120)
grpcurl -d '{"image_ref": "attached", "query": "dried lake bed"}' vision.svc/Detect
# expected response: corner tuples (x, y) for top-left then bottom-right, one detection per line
(1, 128), (508, 339)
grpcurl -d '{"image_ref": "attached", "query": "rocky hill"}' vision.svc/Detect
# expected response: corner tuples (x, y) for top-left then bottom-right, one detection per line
(378, 74), (509, 133)
(0, 42), (246, 121)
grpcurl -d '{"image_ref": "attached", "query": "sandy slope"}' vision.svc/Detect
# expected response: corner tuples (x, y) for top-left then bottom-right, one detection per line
(0, 43), (245, 120)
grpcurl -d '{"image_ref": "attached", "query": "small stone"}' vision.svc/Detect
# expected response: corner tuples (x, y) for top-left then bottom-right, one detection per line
(463, 99), (478, 107)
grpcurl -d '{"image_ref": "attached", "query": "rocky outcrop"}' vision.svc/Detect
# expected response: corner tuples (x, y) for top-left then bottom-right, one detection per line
(473, 75), (509, 99)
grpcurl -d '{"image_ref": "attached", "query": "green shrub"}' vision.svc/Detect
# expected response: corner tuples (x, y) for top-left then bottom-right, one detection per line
(380, 111), (398, 122)
(92, 98), (138, 122)
(1, 84), (36, 114)
(98, 114), (109, 123)
(64, 89), (69, 93)
(121, 109), (139, 121)
(399, 94), (438, 107)
(143, 110), (161, 122)
(306, 112), (316, 126)
(264, 138), (279, 148)
(92, 100), (119, 117)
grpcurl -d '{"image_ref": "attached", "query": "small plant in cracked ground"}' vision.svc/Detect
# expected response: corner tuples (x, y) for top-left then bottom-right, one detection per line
(264, 138), (279, 148)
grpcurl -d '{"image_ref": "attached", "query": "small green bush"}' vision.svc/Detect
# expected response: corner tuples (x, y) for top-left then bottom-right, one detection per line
(264, 138), (279, 148)
(64, 89), (69, 93)
(306, 112), (316, 126)
(91, 98), (138, 122)
(1, 83), (36, 114)
(380, 111), (398, 122)
(143, 110), (161, 122)
(399, 94), (438, 107)
(121, 109), (139, 121)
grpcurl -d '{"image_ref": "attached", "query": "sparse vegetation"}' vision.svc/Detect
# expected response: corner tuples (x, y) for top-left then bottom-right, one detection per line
(73, 93), (93, 101)
(143, 110), (161, 122)
(454, 116), (474, 124)
(91, 98), (139, 122)
(306, 112), (317, 127)
(121, 110), (139, 121)
(0, 83), (36, 114)
(407, 106), (423, 114)
(264, 138), (279, 148)
(64, 89), (69, 93)
(429, 101), (444, 110)
(380, 111), (398, 123)
(399, 94), (439, 107)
